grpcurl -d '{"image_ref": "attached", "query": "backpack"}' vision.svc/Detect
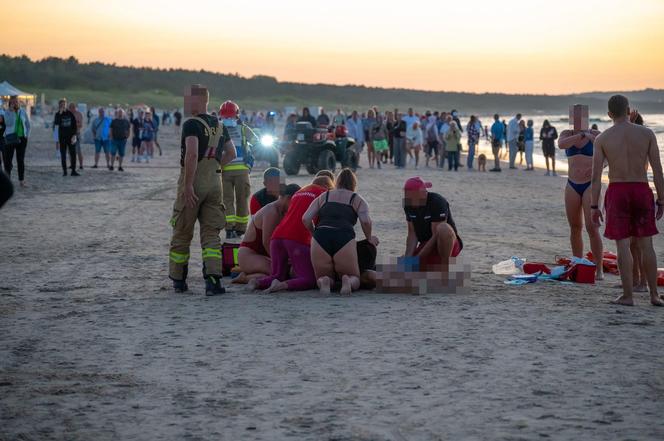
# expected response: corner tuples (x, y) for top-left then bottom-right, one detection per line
(186, 116), (226, 163)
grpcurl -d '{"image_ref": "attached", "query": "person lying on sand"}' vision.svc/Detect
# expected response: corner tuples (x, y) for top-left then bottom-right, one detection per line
(233, 183), (300, 284)
(357, 239), (378, 289)
(377, 177), (466, 294)
(591, 95), (664, 307)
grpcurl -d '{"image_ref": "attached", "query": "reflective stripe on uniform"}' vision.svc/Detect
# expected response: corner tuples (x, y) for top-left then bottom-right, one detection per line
(222, 163), (250, 171)
(202, 248), (222, 260)
(235, 215), (250, 224)
(225, 215), (237, 222)
(169, 251), (190, 264)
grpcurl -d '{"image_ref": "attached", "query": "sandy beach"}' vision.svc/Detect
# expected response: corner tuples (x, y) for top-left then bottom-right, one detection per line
(1, 124), (664, 440)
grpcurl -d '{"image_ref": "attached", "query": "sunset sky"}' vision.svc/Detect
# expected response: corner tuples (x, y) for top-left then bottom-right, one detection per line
(6, 0), (664, 94)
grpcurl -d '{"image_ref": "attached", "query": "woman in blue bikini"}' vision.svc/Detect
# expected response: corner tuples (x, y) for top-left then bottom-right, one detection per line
(558, 105), (604, 279)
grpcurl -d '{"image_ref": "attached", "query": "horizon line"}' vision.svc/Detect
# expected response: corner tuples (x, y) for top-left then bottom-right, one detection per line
(4, 53), (662, 98)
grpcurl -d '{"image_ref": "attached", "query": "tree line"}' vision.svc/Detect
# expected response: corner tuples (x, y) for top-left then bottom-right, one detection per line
(1, 54), (662, 114)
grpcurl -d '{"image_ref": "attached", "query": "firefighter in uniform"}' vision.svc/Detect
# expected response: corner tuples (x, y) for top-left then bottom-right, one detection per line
(219, 101), (258, 239)
(169, 85), (236, 295)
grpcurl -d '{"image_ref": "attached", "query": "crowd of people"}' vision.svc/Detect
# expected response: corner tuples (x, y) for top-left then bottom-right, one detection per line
(0, 100), (185, 182)
(0, 93), (566, 187)
(281, 107), (563, 175)
(170, 90), (664, 305)
(1, 89), (663, 305)
(57, 104), (176, 173)
(168, 85), (464, 296)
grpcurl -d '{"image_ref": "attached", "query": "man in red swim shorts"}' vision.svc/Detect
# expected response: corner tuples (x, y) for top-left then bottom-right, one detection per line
(592, 95), (664, 306)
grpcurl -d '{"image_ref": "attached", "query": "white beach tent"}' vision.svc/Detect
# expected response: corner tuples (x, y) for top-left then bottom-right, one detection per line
(0, 81), (36, 107)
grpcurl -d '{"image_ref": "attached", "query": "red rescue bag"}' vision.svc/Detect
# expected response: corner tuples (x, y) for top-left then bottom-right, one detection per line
(523, 262), (551, 274)
(658, 269), (664, 287)
(562, 262), (596, 284)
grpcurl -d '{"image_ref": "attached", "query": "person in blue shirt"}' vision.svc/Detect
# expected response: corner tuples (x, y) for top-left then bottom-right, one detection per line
(524, 119), (535, 170)
(91, 107), (112, 169)
(346, 111), (365, 155)
(489, 114), (504, 172)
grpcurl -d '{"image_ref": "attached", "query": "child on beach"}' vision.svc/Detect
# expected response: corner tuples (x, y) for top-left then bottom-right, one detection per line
(409, 122), (423, 169)
(524, 120), (534, 170)
(444, 122), (461, 171)
(517, 119), (526, 166)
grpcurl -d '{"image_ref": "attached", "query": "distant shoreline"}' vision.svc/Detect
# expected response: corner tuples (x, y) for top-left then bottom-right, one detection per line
(3, 54), (664, 113)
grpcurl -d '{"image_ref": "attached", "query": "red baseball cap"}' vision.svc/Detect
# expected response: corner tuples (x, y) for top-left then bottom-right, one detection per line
(403, 177), (432, 191)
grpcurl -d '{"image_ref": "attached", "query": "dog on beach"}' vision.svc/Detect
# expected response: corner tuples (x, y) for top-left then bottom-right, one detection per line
(477, 154), (487, 171)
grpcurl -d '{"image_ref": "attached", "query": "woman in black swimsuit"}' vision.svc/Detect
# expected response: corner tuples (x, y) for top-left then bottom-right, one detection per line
(303, 168), (377, 295)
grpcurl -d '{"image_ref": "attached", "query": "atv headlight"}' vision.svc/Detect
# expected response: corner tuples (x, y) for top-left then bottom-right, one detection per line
(260, 135), (275, 148)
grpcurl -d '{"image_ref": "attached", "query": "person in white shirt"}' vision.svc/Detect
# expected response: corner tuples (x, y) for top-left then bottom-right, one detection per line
(402, 108), (419, 165)
(410, 121), (423, 169)
(402, 108), (419, 140)
(506, 113), (522, 169)
(438, 115), (451, 169)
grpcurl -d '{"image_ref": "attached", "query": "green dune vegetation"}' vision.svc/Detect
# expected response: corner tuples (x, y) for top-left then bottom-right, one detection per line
(2, 54), (663, 113)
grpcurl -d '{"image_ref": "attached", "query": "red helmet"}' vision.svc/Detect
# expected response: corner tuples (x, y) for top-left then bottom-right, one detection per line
(219, 101), (239, 119)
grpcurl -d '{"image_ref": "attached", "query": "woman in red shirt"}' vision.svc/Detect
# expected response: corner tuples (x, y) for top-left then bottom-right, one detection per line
(250, 175), (334, 292)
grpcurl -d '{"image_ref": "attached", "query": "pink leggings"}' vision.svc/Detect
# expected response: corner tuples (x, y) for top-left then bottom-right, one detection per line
(256, 239), (316, 291)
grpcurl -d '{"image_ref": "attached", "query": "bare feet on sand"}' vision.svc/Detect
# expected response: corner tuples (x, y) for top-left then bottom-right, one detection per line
(232, 272), (248, 284)
(247, 278), (259, 290)
(340, 275), (352, 296)
(650, 295), (664, 307)
(610, 295), (634, 306)
(318, 276), (331, 295)
(263, 279), (287, 294)
(595, 269), (604, 281)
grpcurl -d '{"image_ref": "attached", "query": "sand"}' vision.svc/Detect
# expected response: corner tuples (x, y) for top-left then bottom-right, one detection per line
(1, 123), (664, 441)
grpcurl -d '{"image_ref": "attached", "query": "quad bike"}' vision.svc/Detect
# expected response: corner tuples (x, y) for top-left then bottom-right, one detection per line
(281, 122), (358, 176)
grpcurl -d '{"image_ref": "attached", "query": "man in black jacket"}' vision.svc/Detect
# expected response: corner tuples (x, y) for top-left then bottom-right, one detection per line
(53, 99), (79, 176)
(391, 113), (407, 168)
(298, 107), (317, 127)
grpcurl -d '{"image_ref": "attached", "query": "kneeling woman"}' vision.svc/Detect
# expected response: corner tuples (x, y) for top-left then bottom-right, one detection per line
(303, 168), (377, 295)
(250, 175), (334, 292)
(234, 183), (301, 284)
